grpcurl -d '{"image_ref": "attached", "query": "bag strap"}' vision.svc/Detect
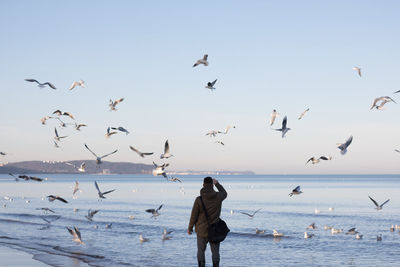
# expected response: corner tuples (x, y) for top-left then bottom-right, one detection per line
(199, 196), (210, 226)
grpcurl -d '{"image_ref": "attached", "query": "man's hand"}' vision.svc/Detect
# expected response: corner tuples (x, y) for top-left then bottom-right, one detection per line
(187, 229), (192, 235)
(213, 178), (218, 185)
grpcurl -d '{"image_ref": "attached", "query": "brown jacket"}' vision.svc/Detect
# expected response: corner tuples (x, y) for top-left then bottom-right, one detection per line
(188, 182), (227, 238)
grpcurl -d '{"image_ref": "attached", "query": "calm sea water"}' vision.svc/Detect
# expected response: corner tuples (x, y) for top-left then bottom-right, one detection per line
(0, 174), (399, 267)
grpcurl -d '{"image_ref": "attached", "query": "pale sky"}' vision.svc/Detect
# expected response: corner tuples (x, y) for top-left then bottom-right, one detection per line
(0, 1), (399, 174)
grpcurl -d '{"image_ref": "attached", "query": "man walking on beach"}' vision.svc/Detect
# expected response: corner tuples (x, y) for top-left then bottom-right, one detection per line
(188, 177), (228, 267)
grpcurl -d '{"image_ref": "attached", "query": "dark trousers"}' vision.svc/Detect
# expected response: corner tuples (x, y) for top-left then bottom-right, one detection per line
(197, 236), (220, 262)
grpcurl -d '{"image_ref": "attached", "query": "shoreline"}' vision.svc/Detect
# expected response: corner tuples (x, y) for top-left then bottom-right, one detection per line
(0, 245), (49, 267)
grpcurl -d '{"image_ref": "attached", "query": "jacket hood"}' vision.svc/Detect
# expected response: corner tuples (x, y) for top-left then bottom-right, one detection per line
(200, 183), (217, 200)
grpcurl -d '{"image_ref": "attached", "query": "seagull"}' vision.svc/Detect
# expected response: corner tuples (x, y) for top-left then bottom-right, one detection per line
(346, 228), (359, 235)
(65, 162), (86, 172)
(105, 127), (118, 138)
(25, 79), (56, 89)
(307, 223), (317, 230)
(139, 234), (149, 243)
(66, 227), (84, 244)
(40, 215), (60, 224)
(160, 140), (173, 159)
(72, 181), (80, 196)
(395, 149), (400, 153)
(270, 109), (279, 126)
(239, 208), (261, 218)
(275, 116), (291, 138)
(105, 223), (112, 229)
(109, 98), (124, 111)
(377, 234), (382, 241)
(324, 226), (333, 230)
(54, 127), (67, 142)
(36, 208), (55, 213)
(74, 123), (87, 131)
(52, 110), (75, 120)
(168, 177), (182, 183)
(0, 152), (6, 156)
(222, 125), (235, 134)
(306, 156), (332, 164)
(41, 116), (52, 125)
(206, 130), (221, 137)
(111, 126), (130, 135)
(273, 229), (284, 237)
(193, 54), (209, 67)
(162, 228), (173, 240)
(215, 141), (225, 146)
(84, 144), (118, 164)
(69, 80), (85, 90)
(298, 108), (310, 120)
(146, 204), (163, 217)
(394, 90), (400, 94)
(353, 67), (362, 77)
(47, 195), (68, 203)
(94, 181), (115, 199)
(368, 196), (390, 210)
(289, 186), (302, 197)
(205, 79), (217, 91)
(356, 233), (363, 239)
(18, 175), (44, 182)
(152, 162), (169, 178)
(331, 228), (343, 234)
(304, 232), (314, 239)
(314, 209), (321, 214)
(129, 146), (154, 158)
(370, 96), (396, 110)
(255, 228), (265, 234)
(55, 117), (69, 128)
(337, 135), (353, 155)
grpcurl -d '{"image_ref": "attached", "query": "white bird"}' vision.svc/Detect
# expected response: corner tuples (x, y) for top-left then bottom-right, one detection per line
(206, 130), (221, 137)
(368, 196), (390, 210)
(25, 79), (56, 89)
(111, 126), (130, 135)
(356, 233), (363, 239)
(377, 234), (382, 241)
(105, 223), (112, 229)
(65, 162), (86, 173)
(331, 228), (343, 234)
(162, 228), (173, 240)
(94, 181), (115, 199)
(370, 96), (396, 110)
(160, 140), (173, 159)
(205, 79), (217, 91)
(346, 228), (359, 235)
(74, 123), (87, 131)
(289, 186), (302, 197)
(73, 181), (80, 196)
(152, 162), (169, 178)
(270, 109), (279, 126)
(139, 234), (149, 243)
(275, 116), (291, 138)
(307, 223), (317, 230)
(52, 110), (75, 120)
(41, 116), (51, 125)
(314, 209), (321, 214)
(66, 227), (84, 244)
(168, 177), (182, 183)
(109, 98), (124, 111)
(328, 207), (335, 212)
(193, 54), (209, 67)
(146, 204), (163, 217)
(273, 229), (284, 237)
(353, 67), (362, 77)
(129, 146), (154, 158)
(105, 127), (118, 138)
(85, 209), (99, 221)
(54, 127), (67, 141)
(222, 125), (236, 134)
(69, 80), (85, 90)
(255, 228), (265, 234)
(306, 156), (332, 164)
(84, 144), (118, 164)
(304, 232), (314, 239)
(239, 208), (261, 218)
(337, 136), (353, 155)
(324, 226), (333, 230)
(298, 108), (310, 120)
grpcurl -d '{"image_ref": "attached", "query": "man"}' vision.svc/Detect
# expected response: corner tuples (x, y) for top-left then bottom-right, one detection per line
(188, 177), (228, 267)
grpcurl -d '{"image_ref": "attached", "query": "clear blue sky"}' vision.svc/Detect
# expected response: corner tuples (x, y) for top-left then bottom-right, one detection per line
(0, 1), (399, 174)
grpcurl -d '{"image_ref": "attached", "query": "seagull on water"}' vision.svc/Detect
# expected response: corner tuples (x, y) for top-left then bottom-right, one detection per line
(307, 223), (317, 230)
(139, 234), (149, 242)
(66, 227), (84, 244)
(160, 140), (173, 159)
(370, 96), (396, 110)
(47, 195), (68, 203)
(193, 54), (209, 67)
(69, 80), (85, 90)
(377, 234), (382, 241)
(129, 146), (154, 158)
(368, 196), (390, 210)
(270, 109), (279, 126)
(298, 108), (310, 120)
(239, 208), (261, 218)
(162, 228), (173, 240)
(205, 79), (217, 91)
(84, 144), (118, 164)
(346, 228), (359, 235)
(25, 79), (56, 89)
(289, 186), (302, 197)
(146, 204), (163, 217)
(331, 228), (343, 234)
(109, 98), (124, 111)
(353, 67), (362, 77)
(337, 135), (353, 155)
(94, 181), (115, 199)
(255, 228), (265, 234)
(275, 116), (291, 138)
(356, 233), (363, 239)
(304, 232), (314, 239)
(273, 229), (284, 237)
(54, 127), (67, 142)
(306, 156), (332, 165)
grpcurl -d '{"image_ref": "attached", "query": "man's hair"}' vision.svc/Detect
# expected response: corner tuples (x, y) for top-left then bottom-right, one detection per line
(203, 177), (213, 184)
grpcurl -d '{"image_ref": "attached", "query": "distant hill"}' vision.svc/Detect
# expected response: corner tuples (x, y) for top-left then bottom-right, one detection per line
(0, 160), (153, 174)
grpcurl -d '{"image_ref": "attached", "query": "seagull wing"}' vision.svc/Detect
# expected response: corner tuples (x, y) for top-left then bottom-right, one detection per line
(84, 144), (98, 158)
(344, 136), (353, 148)
(153, 161), (159, 167)
(164, 140), (170, 154)
(252, 208), (262, 216)
(40, 217), (51, 224)
(239, 211), (252, 217)
(306, 157), (314, 164)
(211, 79), (217, 86)
(94, 181), (101, 194)
(74, 227), (82, 240)
(203, 54), (208, 60)
(44, 82), (57, 89)
(157, 204), (163, 212)
(54, 127), (59, 138)
(56, 196), (68, 203)
(69, 82), (77, 90)
(102, 189), (115, 195)
(129, 146), (141, 155)
(25, 79), (39, 84)
(294, 186), (301, 192)
(67, 227), (74, 236)
(282, 116), (287, 129)
(381, 199), (390, 207)
(142, 152), (154, 156)
(100, 149), (118, 159)
(319, 156), (329, 160)
(145, 209), (155, 213)
(368, 196), (379, 207)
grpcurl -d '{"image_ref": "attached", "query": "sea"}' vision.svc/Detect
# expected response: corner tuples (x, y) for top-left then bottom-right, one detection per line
(0, 174), (399, 267)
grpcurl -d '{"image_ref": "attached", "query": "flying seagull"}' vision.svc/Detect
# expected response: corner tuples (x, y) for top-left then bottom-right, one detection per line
(94, 181), (115, 199)
(52, 110), (75, 120)
(152, 161), (169, 178)
(65, 162), (86, 172)
(337, 135), (353, 155)
(395, 149), (400, 153)
(289, 186), (302, 197)
(85, 209), (99, 221)
(109, 98), (124, 111)
(306, 156), (332, 165)
(111, 126), (130, 135)
(270, 109), (279, 126)
(17, 175), (44, 182)
(105, 127), (118, 138)
(73, 181), (80, 196)
(368, 196), (390, 210)
(160, 140), (173, 159)
(84, 144), (117, 164)
(239, 208), (261, 218)
(36, 207), (55, 213)
(353, 67), (362, 77)
(66, 227), (84, 244)
(129, 146), (154, 158)
(205, 79), (217, 91)
(168, 177), (182, 183)
(162, 228), (173, 240)
(206, 130), (221, 137)
(370, 96), (396, 110)
(74, 123), (87, 131)
(146, 204), (163, 217)
(298, 108), (310, 120)
(54, 127), (67, 141)
(275, 116), (291, 138)
(47, 195), (68, 203)
(222, 125), (235, 134)
(215, 141), (225, 146)
(193, 54), (209, 67)
(69, 80), (85, 90)
(25, 79), (56, 89)
(394, 90), (400, 94)
(0, 152), (6, 156)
